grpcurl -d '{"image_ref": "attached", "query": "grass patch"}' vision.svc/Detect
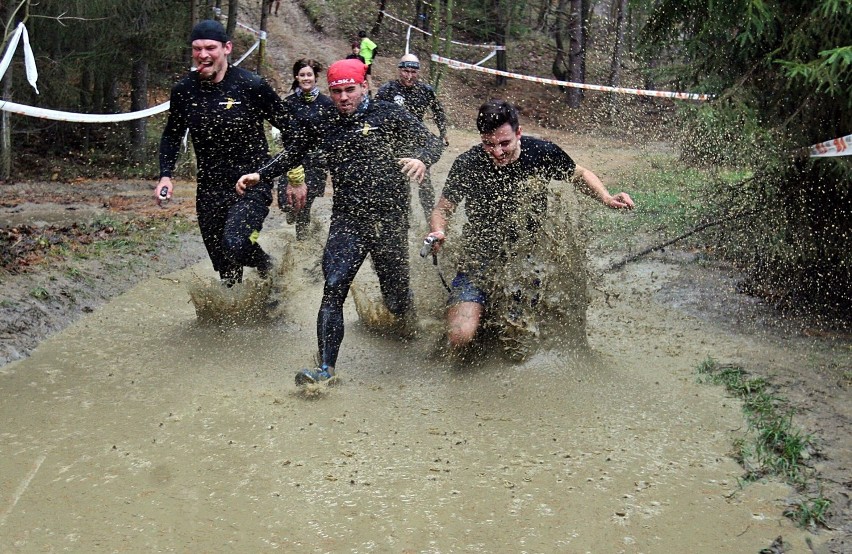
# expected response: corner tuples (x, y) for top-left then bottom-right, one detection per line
(696, 357), (831, 529)
(29, 287), (51, 300)
(585, 158), (746, 255)
(2, 214), (196, 273)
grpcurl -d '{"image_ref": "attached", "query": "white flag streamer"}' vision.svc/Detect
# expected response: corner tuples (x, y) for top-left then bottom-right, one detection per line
(1, 24), (260, 123)
(0, 23), (39, 94)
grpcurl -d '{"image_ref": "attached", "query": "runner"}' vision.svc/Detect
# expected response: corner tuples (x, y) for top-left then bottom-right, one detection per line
(357, 30), (378, 90)
(236, 59), (444, 385)
(424, 100), (634, 351)
(155, 20), (292, 286)
(282, 58), (335, 240)
(376, 53), (449, 222)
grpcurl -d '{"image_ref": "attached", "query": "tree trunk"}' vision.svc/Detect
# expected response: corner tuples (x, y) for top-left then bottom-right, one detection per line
(608, 0), (627, 87)
(429, 0), (445, 83)
(371, 0), (386, 36)
(432, 0), (454, 94)
(492, 0), (509, 87)
(552, 0), (569, 90)
(566, 0), (584, 107)
(1, 73), (11, 181)
(190, 0), (198, 28)
(257, 0), (269, 74)
(129, 58), (148, 163)
(226, 0), (238, 42)
(1, 0), (25, 181)
(102, 75), (119, 114)
(607, 0), (627, 118)
(580, 0), (589, 84)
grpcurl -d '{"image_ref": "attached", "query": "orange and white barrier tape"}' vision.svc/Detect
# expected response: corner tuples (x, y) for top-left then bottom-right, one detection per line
(808, 134), (852, 157)
(431, 54), (713, 101)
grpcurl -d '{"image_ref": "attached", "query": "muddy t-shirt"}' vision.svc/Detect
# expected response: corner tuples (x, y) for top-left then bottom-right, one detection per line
(441, 135), (576, 268)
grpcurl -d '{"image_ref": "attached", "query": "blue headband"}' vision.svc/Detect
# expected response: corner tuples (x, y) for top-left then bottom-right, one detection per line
(398, 61), (421, 70)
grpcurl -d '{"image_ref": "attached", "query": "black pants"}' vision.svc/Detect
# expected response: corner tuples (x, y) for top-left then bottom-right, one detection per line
(197, 178), (272, 283)
(318, 213), (413, 367)
(294, 166), (327, 233)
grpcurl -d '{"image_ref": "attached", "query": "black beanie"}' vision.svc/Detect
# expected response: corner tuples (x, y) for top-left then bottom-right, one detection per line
(189, 20), (229, 44)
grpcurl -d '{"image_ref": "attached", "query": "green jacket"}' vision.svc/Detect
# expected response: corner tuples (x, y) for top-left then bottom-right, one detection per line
(360, 37), (377, 65)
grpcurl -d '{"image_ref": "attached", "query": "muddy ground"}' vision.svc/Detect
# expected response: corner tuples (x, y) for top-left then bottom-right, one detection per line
(1, 1), (850, 552)
(1, 126), (849, 552)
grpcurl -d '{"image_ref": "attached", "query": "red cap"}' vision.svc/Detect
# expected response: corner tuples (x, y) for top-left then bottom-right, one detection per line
(327, 59), (367, 88)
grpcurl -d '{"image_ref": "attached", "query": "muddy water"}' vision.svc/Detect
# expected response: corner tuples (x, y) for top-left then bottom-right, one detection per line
(0, 132), (832, 551)
(0, 225), (829, 552)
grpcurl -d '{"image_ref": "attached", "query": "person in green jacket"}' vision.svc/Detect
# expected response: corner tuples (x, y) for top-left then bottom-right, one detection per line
(358, 30), (377, 90)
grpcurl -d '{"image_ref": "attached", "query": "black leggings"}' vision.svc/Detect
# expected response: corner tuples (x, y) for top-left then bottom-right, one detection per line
(197, 182), (272, 283)
(318, 214), (413, 367)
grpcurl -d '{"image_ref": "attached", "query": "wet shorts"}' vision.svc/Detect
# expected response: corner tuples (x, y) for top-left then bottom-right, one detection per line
(448, 272), (486, 306)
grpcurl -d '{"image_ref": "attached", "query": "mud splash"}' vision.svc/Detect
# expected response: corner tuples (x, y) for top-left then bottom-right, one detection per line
(187, 243), (295, 326)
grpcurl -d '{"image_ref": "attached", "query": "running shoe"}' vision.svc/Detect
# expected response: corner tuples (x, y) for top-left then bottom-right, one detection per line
(295, 365), (334, 386)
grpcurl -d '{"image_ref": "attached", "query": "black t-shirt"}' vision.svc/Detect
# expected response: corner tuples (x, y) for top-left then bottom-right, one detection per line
(375, 80), (447, 138)
(442, 135), (576, 265)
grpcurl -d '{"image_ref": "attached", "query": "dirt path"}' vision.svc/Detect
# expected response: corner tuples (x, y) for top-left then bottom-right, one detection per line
(0, 2), (849, 552)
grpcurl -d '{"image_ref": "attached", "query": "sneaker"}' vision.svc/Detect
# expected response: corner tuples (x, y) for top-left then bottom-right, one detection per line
(257, 254), (274, 280)
(295, 365), (334, 386)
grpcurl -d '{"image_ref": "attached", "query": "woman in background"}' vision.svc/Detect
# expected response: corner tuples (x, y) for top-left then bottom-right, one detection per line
(282, 58), (335, 239)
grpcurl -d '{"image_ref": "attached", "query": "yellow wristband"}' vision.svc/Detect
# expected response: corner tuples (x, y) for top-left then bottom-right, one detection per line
(287, 165), (306, 187)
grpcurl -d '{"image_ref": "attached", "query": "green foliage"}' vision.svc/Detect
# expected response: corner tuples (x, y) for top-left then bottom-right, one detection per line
(587, 155), (737, 253)
(29, 287), (50, 300)
(638, 0), (852, 320)
(784, 496), (832, 529)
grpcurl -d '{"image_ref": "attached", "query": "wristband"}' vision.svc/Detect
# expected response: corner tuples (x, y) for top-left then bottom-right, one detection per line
(287, 165), (306, 187)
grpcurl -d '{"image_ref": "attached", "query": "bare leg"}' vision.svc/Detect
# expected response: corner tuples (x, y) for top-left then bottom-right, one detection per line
(446, 301), (483, 349)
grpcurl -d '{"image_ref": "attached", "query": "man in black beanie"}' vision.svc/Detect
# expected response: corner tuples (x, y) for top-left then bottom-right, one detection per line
(155, 20), (295, 286)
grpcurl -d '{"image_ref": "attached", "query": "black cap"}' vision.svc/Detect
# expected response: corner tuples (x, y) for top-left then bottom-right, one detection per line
(189, 20), (229, 44)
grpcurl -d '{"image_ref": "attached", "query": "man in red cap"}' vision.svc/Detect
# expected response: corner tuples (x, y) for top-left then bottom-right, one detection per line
(237, 58), (444, 387)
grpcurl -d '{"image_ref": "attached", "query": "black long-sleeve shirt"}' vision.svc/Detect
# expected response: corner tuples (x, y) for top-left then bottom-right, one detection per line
(258, 98), (444, 219)
(159, 65), (292, 185)
(282, 90), (335, 168)
(375, 80), (448, 140)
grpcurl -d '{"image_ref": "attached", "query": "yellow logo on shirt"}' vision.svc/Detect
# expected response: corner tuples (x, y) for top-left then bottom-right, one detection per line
(220, 97), (240, 109)
(362, 122), (376, 136)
